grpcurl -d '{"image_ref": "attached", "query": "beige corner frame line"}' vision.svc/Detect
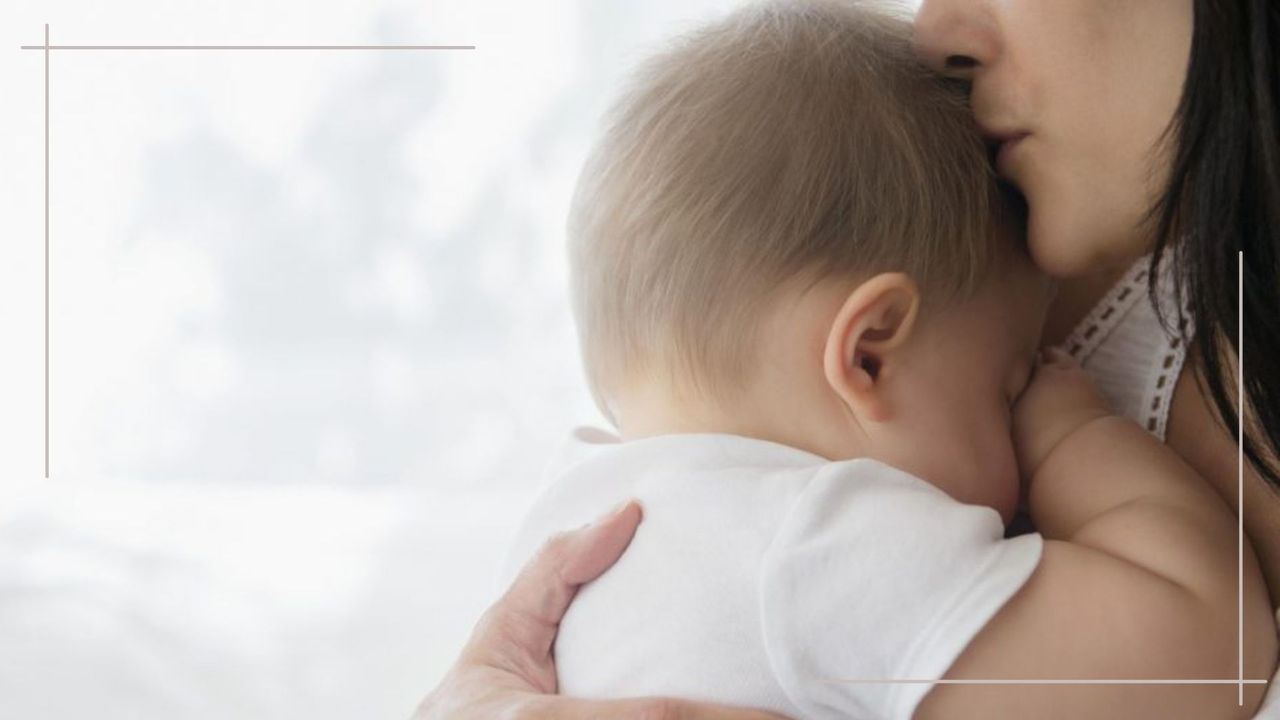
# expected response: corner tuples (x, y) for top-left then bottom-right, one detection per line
(21, 25), (1265, 708)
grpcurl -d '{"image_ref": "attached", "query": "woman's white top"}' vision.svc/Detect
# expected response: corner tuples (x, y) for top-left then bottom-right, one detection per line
(1060, 253), (1190, 441)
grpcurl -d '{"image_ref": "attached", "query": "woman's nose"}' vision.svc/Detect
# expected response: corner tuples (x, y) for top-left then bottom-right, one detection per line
(913, 0), (1001, 80)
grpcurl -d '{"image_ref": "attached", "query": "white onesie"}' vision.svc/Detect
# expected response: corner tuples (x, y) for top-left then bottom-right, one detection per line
(502, 428), (1042, 720)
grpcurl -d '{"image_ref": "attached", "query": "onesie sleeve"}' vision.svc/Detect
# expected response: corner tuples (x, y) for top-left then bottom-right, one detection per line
(758, 461), (1043, 720)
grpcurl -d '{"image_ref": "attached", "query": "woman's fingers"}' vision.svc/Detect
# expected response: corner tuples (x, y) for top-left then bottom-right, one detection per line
(553, 499), (645, 587)
(505, 498), (642, 628)
(419, 690), (790, 720)
(518, 694), (790, 720)
(462, 500), (644, 689)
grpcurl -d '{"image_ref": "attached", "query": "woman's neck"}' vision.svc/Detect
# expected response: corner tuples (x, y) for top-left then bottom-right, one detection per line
(1040, 262), (1134, 348)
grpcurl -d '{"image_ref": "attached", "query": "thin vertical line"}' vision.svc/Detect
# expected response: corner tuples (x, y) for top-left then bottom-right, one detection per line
(1238, 249), (1244, 706)
(44, 23), (50, 480)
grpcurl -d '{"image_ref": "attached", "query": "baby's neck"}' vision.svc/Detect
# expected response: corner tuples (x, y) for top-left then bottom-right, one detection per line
(610, 282), (867, 459)
(613, 381), (766, 443)
(611, 377), (856, 462)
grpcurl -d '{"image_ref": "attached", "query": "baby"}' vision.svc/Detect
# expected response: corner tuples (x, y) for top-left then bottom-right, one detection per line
(503, 1), (1276, 718)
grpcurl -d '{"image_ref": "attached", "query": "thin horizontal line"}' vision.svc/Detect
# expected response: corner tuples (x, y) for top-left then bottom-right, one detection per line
(819, 679), (1270, 685)
(20, 45), (474, 51)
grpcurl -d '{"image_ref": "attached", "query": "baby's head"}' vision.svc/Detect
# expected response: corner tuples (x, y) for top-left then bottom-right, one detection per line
(569, 0), (1051, 521)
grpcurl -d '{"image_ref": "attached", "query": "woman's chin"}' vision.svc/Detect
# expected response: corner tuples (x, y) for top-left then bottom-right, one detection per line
(1026, 209), (1133, 279)
(1024, 184), (1160, 278)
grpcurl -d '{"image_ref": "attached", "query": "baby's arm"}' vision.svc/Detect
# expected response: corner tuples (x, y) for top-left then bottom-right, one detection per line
(915, 350), (1277, 720)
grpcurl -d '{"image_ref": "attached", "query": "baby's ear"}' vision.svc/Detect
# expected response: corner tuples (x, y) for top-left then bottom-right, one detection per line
(822, 272), (920, 422)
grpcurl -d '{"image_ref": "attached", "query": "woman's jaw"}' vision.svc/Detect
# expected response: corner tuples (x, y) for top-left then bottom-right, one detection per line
(915, 0), (1194, 279)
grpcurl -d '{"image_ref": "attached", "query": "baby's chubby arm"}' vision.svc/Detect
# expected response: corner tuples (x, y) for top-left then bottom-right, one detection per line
(915, 349), (1277, 720)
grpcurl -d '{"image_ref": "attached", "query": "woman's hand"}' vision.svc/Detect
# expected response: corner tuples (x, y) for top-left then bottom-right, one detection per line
(414, 500), (790, 720)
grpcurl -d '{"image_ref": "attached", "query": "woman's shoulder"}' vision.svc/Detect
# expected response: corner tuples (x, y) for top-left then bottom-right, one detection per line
(1165, 344), (1280, 611)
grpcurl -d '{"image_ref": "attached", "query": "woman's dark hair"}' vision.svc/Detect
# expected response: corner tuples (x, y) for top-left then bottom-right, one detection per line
(1149, 0), (1280, 488)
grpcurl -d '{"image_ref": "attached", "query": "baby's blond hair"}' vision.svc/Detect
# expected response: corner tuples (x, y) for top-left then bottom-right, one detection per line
(570, 0), (1002, 413)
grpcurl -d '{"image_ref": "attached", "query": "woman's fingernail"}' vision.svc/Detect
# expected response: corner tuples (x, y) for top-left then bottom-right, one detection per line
(591, 499), (634, 527)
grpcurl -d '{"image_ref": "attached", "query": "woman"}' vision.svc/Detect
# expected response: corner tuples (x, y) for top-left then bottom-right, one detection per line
(417, 0), (1280, 716)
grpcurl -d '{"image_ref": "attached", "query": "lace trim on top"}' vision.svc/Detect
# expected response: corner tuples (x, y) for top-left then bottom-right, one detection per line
(1059, 254), (1191, 438)
(1061, 261), (1152, 360)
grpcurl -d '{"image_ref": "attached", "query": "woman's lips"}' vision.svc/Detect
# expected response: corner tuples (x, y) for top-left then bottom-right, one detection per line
(978, 120), (1031, 175)
(993, 133), (1030, 176)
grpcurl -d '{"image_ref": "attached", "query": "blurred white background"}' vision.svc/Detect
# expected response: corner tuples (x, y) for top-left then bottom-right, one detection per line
(5, 2), (1276, 718)
(0, 0), (765, 717)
